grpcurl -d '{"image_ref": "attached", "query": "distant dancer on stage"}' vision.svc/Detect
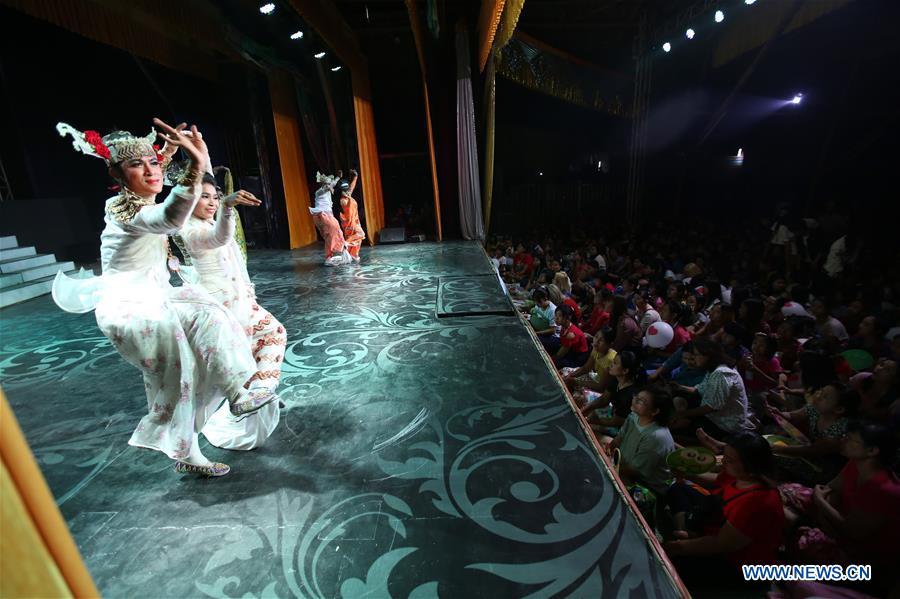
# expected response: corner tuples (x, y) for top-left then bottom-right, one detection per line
(339, 168), (366, 263)
(309, 171), (349, 266)
(175, 173), (285, 451)
(52, 119), (277, 477)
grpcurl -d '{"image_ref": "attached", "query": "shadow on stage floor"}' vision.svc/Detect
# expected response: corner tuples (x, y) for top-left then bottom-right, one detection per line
(0, 241), (681, 598)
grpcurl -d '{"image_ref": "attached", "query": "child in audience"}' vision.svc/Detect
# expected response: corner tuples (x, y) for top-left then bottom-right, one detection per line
(552, 305), (589, 368)
(564, 327), (617, 393)
(581, 351), (641, 436)
(607, 385), (676, 495)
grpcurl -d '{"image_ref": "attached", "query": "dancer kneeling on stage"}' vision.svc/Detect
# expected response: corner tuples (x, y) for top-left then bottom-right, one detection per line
(175, 173), (286, 450)
(53, 119), (278, 477)
(339, 169), (366, 263)
(309, 171), (349, 266)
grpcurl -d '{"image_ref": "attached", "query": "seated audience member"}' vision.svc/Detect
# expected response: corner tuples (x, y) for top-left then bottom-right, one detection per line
(670, 338), (753, 441)
(607, 385), (676, 495)
(528, 288), (557, 337)
(769, 382), (858, 486)
(785, 421), (900, 597)
(664, 432), (784, 580)
(581, 351), (640, 436)
(634, 291), (661, 334)
(564, 327), (616, 393)
(552, 305), (589, 369)
(583, 288), (612, 335)
(610, 295), (643, 353)
(811, 297), (850, 344)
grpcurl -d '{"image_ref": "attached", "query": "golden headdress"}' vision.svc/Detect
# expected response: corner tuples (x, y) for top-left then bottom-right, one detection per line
(56, 122), (160, 165)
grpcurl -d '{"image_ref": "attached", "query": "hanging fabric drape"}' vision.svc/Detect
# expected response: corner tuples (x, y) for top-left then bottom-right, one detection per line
(482, 0), (525, 235)
(351, 69), (386, 243)
(406, 0), (443, 241)
(294, 82), (331, 171)
(267, 69), (317, 249)
(456, 27), (485, 241)
(477, 0), (506, 73)
(498, 34), (630, 116)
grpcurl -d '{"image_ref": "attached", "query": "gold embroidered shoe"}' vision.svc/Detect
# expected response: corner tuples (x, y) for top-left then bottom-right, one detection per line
(174, 461), (231, 477)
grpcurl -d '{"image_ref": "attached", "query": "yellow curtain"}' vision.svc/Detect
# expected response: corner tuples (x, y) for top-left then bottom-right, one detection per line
(267, 69), (317, 249)
(405, 0), (443, 241)
(477, 0), (506, 73)
(352, 68), (386, 243)
(482, 0), (525, 235)
(1, 389), (99, 598)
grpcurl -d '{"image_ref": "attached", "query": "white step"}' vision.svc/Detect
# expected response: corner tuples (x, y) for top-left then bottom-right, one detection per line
(0, 272), (75, 309)
(20, 261), (76, 283)
(0, 253), (57, 274)
(0, 272), (24, 289)
(0, 236), (17, 250)
(0, 246), (36, 261)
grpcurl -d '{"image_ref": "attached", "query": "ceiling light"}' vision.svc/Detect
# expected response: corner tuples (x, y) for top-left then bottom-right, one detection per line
(259, 3), (275, 15)
(314, 51), (326, 59)
(685, 28), (695, 40)
(715, 10), (725, 23)
(662, 42), (672, 53)
(290, 31), (303, 40)
(331, 66), (342, 72)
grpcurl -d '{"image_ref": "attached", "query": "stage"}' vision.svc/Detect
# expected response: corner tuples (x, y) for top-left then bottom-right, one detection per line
(1, 242), (681, 598)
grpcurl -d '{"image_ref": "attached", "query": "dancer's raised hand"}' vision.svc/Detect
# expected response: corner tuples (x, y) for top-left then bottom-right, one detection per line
(222, 189), (261, 208)
(153, 118), (208, 172)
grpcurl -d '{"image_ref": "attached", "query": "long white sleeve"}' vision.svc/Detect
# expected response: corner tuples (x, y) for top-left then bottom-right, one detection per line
(130, 183), (200, 234)
(183, 206), (235, 252)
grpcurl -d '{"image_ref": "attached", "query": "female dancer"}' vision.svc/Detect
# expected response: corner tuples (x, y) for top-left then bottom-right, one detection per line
(339, 169), (366, 263)
(175, 173), (285, 450)
(53, 119), (276, 476)
(309, 171), (348, 266)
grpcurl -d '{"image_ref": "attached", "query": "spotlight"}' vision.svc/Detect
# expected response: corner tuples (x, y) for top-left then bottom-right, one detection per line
(686, 28), (695, 40)
(715, 10), (725, 23)
(259, 3), (275, 14)
(314, 51), (326, 59)
(737, 148), (743, 158)
(331, 66), (342, 72)
(662, 42), (672, 53)
(290, 31), (304, 40)
(791, 93), (803, 105)
(744, 0), (756, 4)
(538, 172), (543, 177)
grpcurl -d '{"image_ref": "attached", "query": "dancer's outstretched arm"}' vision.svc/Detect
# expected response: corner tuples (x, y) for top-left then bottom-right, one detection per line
(347, 168), (359, 196)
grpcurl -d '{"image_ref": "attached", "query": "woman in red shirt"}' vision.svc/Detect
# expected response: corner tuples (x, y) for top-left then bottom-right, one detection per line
(665, 432), (784, 582)
(553, 304), (589, 369)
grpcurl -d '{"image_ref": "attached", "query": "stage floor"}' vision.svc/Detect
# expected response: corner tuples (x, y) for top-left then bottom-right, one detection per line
(1, 242), (680, 598)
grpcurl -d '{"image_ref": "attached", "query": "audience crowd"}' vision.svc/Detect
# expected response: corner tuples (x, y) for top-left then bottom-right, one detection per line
(489, 207), (900, 597)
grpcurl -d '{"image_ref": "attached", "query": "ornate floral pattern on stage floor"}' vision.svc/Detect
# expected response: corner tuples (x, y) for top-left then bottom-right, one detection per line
(1, 242), (679, 598)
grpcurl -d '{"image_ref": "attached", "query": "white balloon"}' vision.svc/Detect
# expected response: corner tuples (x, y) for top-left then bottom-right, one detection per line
(781, 302), (810, 318)
(645, 321), (674, 349)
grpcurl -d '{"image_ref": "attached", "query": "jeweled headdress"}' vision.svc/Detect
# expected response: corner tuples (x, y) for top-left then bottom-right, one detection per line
(316, 171), (339, 189)
(56, 122), (161, 165)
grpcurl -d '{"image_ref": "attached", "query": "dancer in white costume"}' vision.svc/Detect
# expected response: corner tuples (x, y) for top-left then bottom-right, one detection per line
(310, 171), (351, 266)
(52, 119), (277, 476)
(175, 174), (285, 450)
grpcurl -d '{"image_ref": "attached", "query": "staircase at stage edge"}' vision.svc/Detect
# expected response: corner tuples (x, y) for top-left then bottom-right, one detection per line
(0, 235), (79, 309)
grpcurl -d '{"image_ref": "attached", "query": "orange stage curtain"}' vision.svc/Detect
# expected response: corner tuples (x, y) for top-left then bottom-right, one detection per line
(1, 388), (99, 598)
(477, 0), (506, 73)
(351, 69), (386, 243)
(405, 0), (443, 241)
(267, 69), (317, 249)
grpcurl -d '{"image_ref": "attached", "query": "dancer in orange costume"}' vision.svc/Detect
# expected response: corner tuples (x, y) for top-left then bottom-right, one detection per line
(309, 171), (347, 266)
(339, 168), (367, 263)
